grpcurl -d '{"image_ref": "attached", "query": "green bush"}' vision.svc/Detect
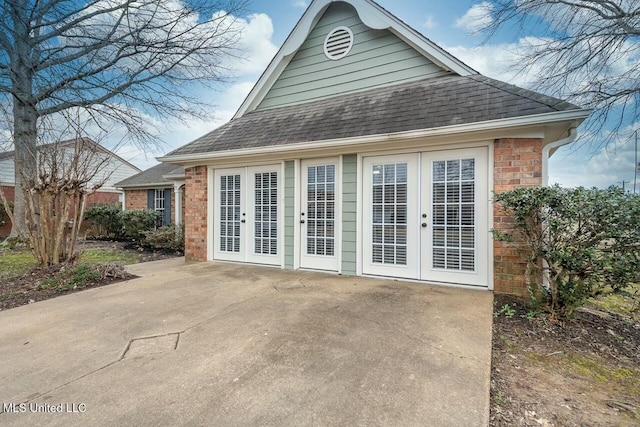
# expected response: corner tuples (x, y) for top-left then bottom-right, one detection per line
(84, 206), (161, 240)
(141, 225), (184, 252)
(121, 210), (161, 240)
(84, 205), (122, 237)
(494, 185), (640, 318)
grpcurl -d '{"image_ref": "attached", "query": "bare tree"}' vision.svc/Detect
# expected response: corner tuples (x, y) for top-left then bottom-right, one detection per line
(481, 0), (639, 146)
(0, 0), (247, 238)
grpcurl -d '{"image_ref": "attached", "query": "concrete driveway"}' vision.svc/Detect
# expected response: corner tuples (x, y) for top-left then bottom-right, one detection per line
(0, 259), (493, 426)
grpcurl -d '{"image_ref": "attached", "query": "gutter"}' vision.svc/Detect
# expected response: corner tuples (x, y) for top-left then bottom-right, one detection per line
(541, 127), (578, 186)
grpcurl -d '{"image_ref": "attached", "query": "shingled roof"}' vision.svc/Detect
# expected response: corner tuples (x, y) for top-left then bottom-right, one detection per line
(115, 163), (183, 188)
(166, 74), (581, 158)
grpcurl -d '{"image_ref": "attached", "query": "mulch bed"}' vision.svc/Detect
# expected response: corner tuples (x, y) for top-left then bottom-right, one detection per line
(0, 263), (134, 311)
(0, 239), (181, 311)
(491, 295), (640, 426)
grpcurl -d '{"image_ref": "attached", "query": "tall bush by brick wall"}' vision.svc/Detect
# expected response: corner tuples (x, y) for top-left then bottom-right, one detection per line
(493, 138), (543, 296)
(184, 166), (208, 261)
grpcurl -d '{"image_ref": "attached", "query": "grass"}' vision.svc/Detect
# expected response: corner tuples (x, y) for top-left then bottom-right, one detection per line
(0, 247), (141, 282)
(589, 283), (640, 321)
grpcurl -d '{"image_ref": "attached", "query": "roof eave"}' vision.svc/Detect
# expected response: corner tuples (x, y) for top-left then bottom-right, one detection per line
(159, 108), (591, 164)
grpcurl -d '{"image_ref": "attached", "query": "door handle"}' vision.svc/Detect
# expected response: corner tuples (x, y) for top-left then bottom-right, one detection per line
(421, 223), (427, 228)
(300, 220), (305, 224)
(241, 219), (246, 224)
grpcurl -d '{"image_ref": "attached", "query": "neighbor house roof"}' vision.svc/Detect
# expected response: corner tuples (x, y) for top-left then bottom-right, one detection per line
(164, 74), (583, 158)
(0, 137), (140, 172)
(115, 163), (183, 188)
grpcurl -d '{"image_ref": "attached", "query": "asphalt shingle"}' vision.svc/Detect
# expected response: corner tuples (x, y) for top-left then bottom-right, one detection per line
(166, 74), (581, 158)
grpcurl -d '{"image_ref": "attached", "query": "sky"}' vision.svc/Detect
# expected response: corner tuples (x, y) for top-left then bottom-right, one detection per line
(114, 0), (640, 191)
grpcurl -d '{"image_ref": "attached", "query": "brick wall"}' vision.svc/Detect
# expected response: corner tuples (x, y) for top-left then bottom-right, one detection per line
(125, 187), (184, 224)
(0, 185), (119, 238)
(184, 167), (207, 261)
(493, 138), (543, 296)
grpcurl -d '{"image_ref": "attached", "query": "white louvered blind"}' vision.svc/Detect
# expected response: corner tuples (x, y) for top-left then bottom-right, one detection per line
(371, 163), (408, 265)
(432, 159), (476, 271)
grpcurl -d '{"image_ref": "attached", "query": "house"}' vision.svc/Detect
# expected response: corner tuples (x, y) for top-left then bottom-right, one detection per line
(115, 163), (185, 227)
(0, 137), (141, 237)
(158, 0), (590, 295)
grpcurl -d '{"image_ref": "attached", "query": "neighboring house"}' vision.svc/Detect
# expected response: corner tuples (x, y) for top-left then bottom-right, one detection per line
(159, 0), (590, 296)
(0, 137), (140, 237)
(115, 163), (185, 227)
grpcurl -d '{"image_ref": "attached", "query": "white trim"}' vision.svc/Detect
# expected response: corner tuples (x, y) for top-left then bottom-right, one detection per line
(159, 110), (590, 164)
(280, 161), (286, 268)
(233, 0), (477, 118)
(299, 157), (341, 272)
(355, 153), (363, 276)
(337, 155), (343, 274)
(293, 159), (301, 270)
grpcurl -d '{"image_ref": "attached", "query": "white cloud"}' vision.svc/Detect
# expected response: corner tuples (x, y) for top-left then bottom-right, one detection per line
(291, 1), (308, 8)
(218, 13), (278, 76)
(423, 15), (436, 30)
(454, 2), (493, 33)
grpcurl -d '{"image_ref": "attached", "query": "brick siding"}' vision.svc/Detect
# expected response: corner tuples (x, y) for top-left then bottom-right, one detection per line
(184, 167), (207, 261)
(124, 187), (185, 224)
(493, 138), (544, 296)
(0, 185), (119, 238)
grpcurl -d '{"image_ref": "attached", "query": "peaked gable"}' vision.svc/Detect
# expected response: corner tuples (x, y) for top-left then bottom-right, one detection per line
(257, 2), (448, 110)
(235, 0), (476, 118)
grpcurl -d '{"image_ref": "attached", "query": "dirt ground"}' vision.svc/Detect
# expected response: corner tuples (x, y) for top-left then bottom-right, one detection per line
(0, 240), (180, 311)
(491, 295), (640, 426)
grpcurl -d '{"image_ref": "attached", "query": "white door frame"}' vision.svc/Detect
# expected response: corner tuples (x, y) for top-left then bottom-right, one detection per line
(299, 157), (340, 272)
(213, 168), (246, 263)
(420, 147), (489, 287)
(212, 164), (282, 267)
(361, 153), (420, 279)
(246, 165), (282, 266)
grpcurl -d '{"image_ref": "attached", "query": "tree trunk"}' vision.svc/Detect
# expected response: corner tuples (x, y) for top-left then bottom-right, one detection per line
(8, 1), (37, 240)
(10, 100), (38, 239)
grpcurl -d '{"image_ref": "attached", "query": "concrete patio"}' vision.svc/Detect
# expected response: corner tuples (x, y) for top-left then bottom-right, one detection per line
(0, 258), (493, 426)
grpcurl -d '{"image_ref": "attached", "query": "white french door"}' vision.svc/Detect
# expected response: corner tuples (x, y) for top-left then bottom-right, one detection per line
(362, 154), (419, 279)
(214, 165), (281, 266)
(300, 159), (339, 271)
(362, 148), (488, 287)
(421, 148), (488, 286)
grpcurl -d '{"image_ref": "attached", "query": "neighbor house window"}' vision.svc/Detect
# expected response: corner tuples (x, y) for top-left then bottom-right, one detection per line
(148, 188), (171, 227)
(154, 189), (165, 227)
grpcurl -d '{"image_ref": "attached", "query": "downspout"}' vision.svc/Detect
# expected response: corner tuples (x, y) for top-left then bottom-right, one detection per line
(540, 126), (577, 290)
(541, 127), (578, 186)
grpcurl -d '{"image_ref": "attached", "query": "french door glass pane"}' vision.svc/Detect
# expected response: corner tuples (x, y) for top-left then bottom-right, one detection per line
(371, 163), (407, 265)
(432, 159), (475, 271)
(306, 165), (336, 256)
(220, 175), (241, 253)
(254, 172), (278, 255)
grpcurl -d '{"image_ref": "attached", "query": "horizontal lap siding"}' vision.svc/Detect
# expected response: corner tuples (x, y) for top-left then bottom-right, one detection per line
(341, 155), (357, 275)
(284, 161), (295, 269)
(257, 3), (446, 110)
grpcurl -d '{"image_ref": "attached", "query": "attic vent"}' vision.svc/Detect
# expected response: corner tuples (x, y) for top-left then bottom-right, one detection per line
(324, 26), (354, 60)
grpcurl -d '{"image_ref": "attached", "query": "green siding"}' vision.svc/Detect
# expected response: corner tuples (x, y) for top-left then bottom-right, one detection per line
(257, 3), (446, 110)
(284, 161), (295, 269)
(342, 154), (358, 275)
